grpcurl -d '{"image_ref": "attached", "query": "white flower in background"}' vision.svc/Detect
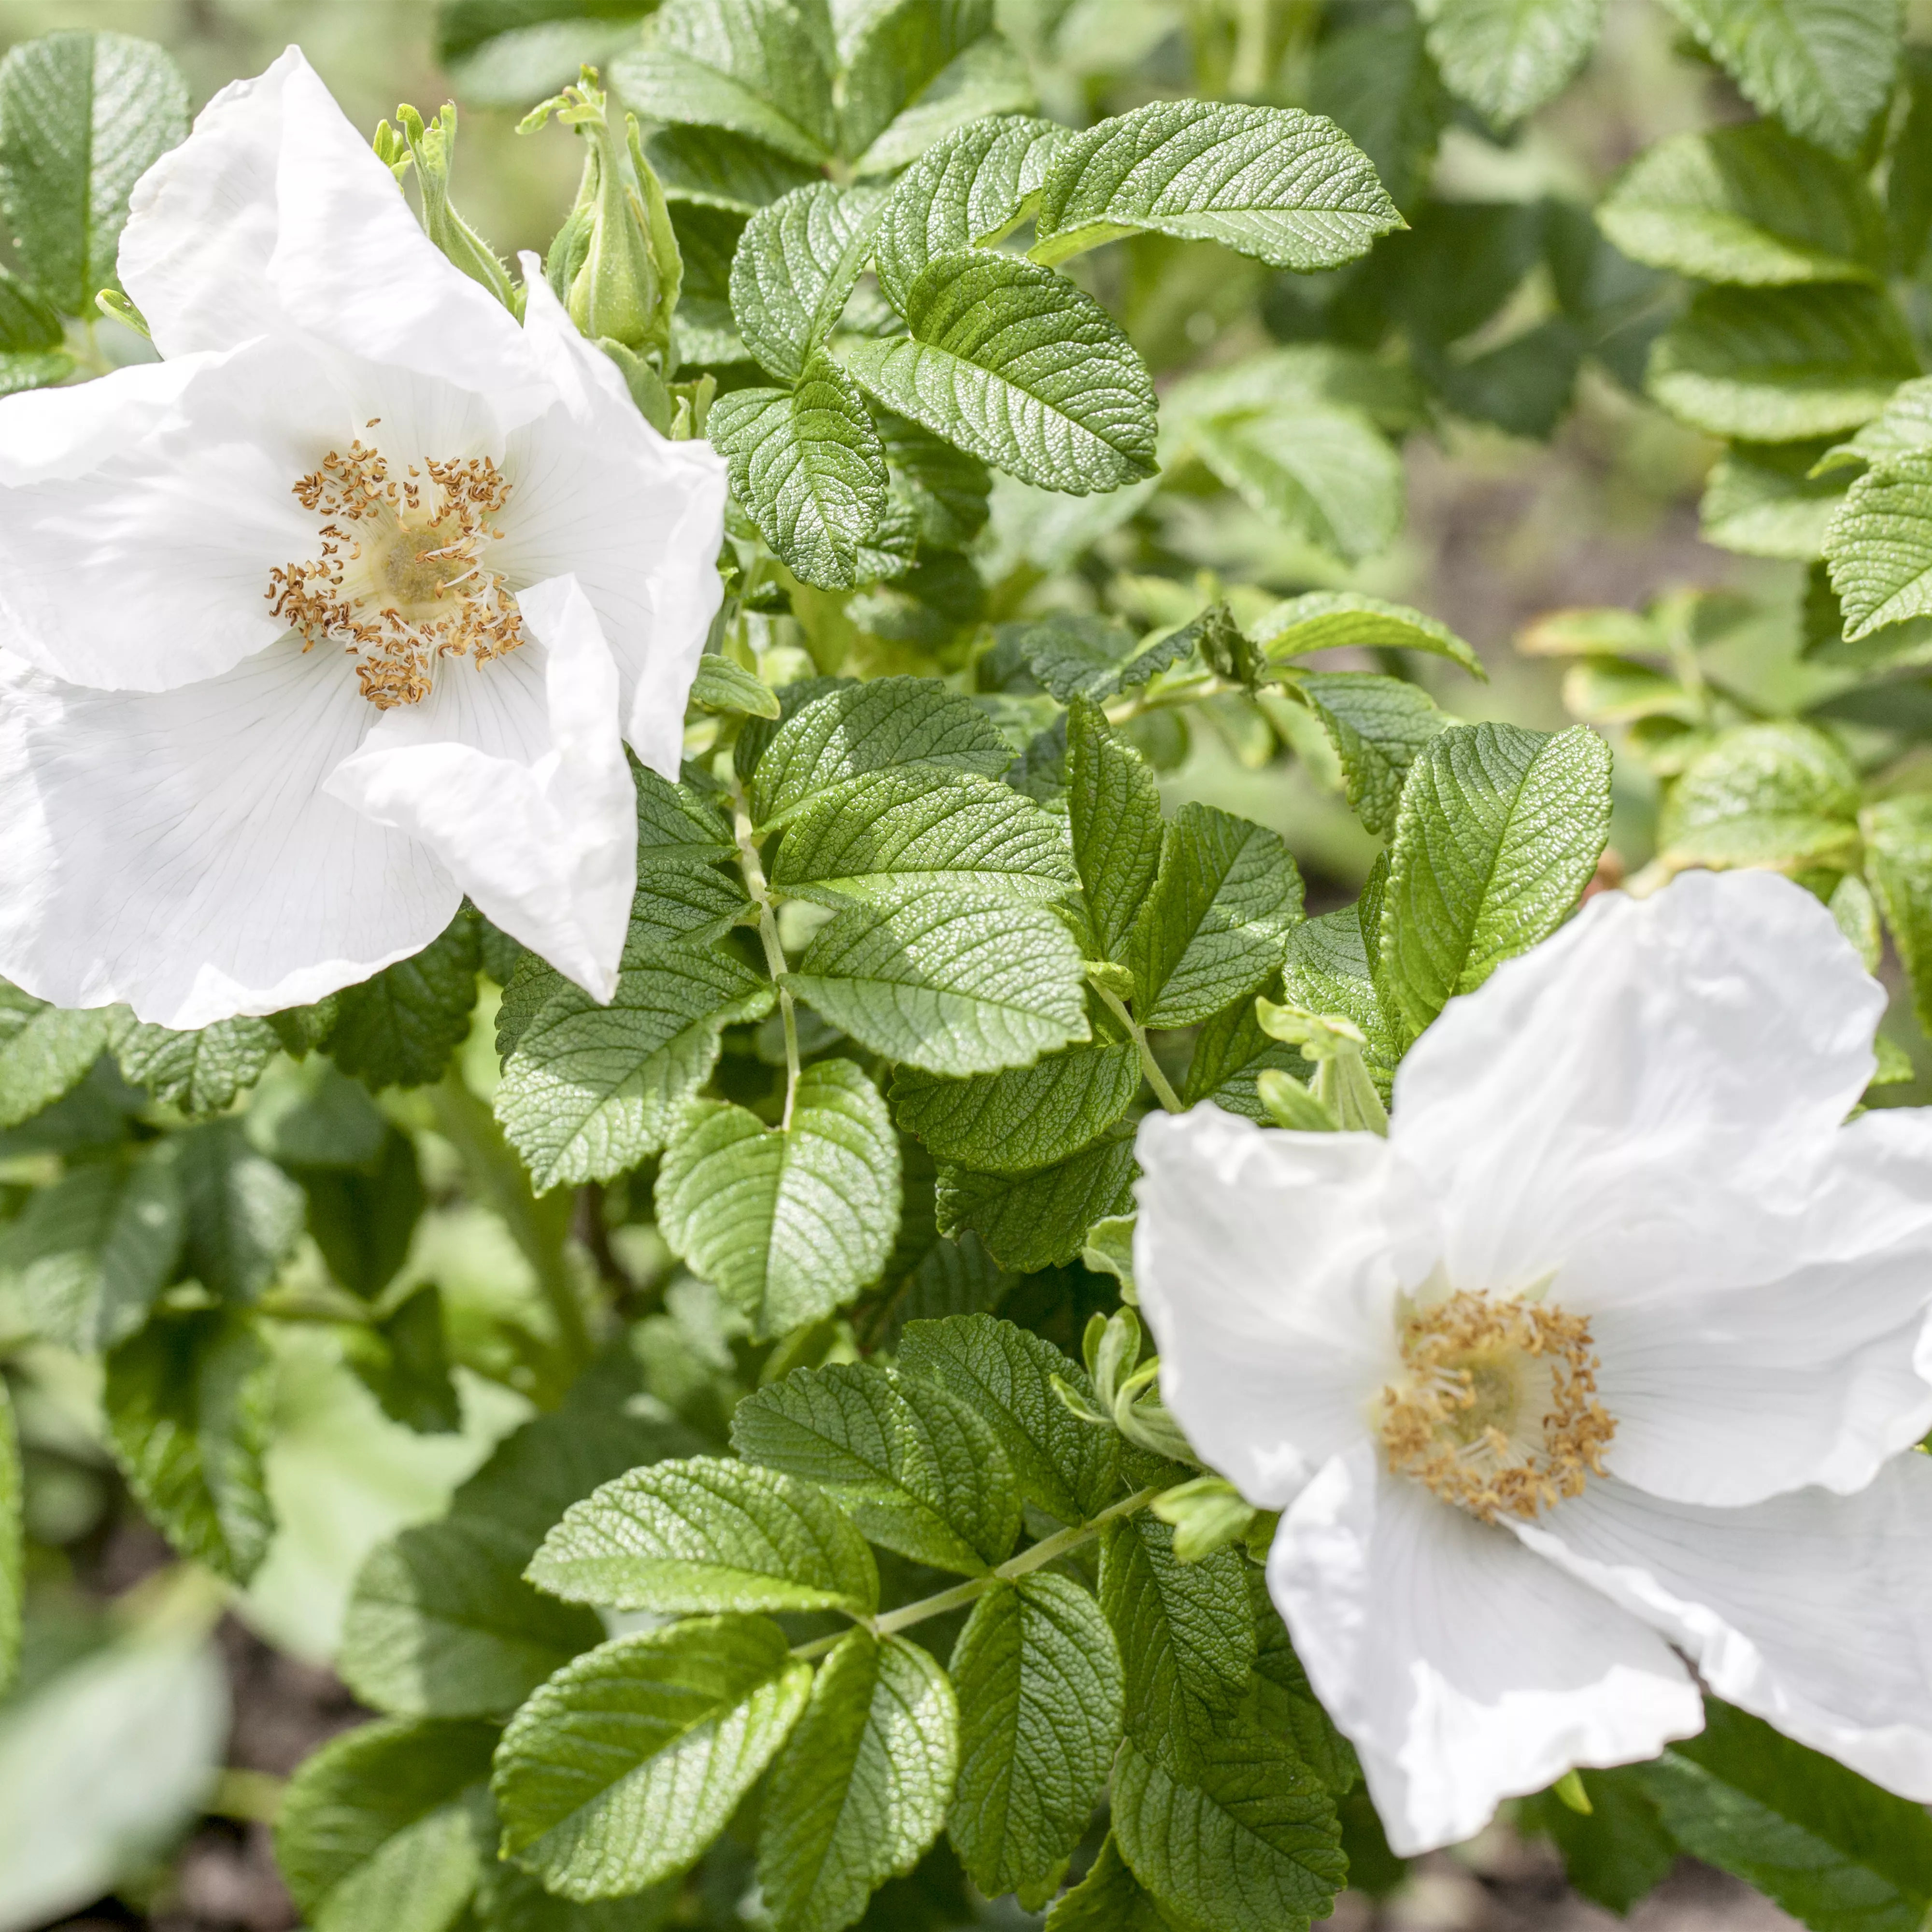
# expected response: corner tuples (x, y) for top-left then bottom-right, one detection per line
(0, 48), (727, 1028)
(1135, 869), (1932, 1856)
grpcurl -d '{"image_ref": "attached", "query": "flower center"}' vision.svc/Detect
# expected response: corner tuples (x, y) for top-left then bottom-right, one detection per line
(266, 436), (525, 709)
(1377, 1288), (1614, 1522)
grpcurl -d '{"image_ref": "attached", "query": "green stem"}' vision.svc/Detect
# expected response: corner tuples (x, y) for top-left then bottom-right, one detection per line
(1103, 672), (1238, 725)
(1094, 983), (1184, 1113)
(731, 791), (799, 1127)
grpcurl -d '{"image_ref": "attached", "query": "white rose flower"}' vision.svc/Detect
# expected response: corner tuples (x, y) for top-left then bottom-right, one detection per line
(1134, 868), (1932, 1856)
(0, 48), (727, 1028)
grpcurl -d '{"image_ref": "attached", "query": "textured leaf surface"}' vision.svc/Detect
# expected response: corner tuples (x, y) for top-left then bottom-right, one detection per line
(1378, 723), (1611, 1039)
(328, 915), (481, 1092)
(528, 1456), (880, 1617)
(695, 657), (791, 725)
(493, 1616), (812, 1899)
(948, 1576), (1123, 1899)
(836, 0), (1002, 161)
(731, 1361), (1021, 1574)
(0, 989), (115, 1129)
(1824, 449), (1932, 638)
(892, 1042), (1140, 1178)
(1295, 673), (1449, 838)
(115, 1016), (279, 1118)
(873, 404), (993, 549)
(656, 1060), (902, 1337)
(1031, 100), (1400, 271)
(1047, 1835), (1180, 1932)
(851, 31), (1035, 177)
(757, 1632), (958, 1932)
(1066, 699), (1165, 963)
(176, 1118), (304, 1302)
(730, 182), (887, 382)
(935, 1128), (1137, 1272)
(1659, 721), (1861, 867)
(1867, 796), (1932, 1035)
(1251, 592), (1481, 675)
(1416, 0), (1604, 125)
(1246, 1575), (1357, 1798)
(1180, 999), (1312, 1123)
(844, 250), (1158, 495)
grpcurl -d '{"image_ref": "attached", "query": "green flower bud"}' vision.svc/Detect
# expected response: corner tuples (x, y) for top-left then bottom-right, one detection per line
(378, 103), (516, 312)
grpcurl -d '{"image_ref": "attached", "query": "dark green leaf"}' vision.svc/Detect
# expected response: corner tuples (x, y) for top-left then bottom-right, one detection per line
(935, 1127), (1137, 1272)
(1180, 999), (1310, 1123)
(351, 1282), (462, 1435)
(1519, 1764), (1678, 1915)
(891, 1043), (1141, 1177)
(1047, 1835), (1180, 1932)
(873, 404), (993, 549)
(300, 1126), (426, 1300)
(176, 1117), (304, 1302)
(1066, 698), (1165, 964)
(328, 914), (482, 1092)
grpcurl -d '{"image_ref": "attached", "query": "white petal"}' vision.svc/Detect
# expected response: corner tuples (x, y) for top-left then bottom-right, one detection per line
(0, 645), (455, 1028)
(496, 267), (728, 778)
(0, 354), (206, 486)
(1271, 1445), (1702, 1857)
(1132, 1106), (1431, 1508)
(118, 48), (535, 396)
(324, 576), (635, 1001)
(0, 338), (345, 691)
(1518, 1460), (1932, 1802)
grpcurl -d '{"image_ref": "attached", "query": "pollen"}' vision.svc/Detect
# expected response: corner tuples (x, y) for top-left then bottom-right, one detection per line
(265, 440), (523, 708)
(1377, 1288), (1614, 1522)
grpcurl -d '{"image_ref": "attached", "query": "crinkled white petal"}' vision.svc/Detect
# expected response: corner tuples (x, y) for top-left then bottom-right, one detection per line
(324, 575), (634, 1002)
(496, 267), (728, 777)
(1518, 1458), (1932, 1802)
(1271, 1444), (1702, 1856)
(118, 47), (538, 400)
(0, 354), (207, 487)
(0, 645), (455, 1028)
(0, 338), (344, 691)
(1133, 1106), (1432, 1508)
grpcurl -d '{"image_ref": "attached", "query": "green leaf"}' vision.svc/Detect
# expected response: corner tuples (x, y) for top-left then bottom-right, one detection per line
(114, 1015), (280, 1119)
(991, 613), (1193, 706)
(1859, 796), (1932, 1033)
(836, 0), (1004, 163)
(176, 1117), (305, 1302)
(0, 346), (72, 393)
(0, 1142), (183, 1350)
(1519, 1765), (1678, 1915)
(1098, 1515), (1254, 1762)
(1112, 1721), (1345, 1932)
(1048, 1835), (1182, 1932)
(896, 1314), (1118, 1525)
(1659, 0), (1901, 159)
(873, 404), (993, 549)
(1648, 285), (1919, 441)
(844, 250), (1158, 495)
(1180, 998), (1312, 1123)
(787, 895), (1089, 1077)
(276, 1717), (498, 1932)
(352, 1283), (463, 1435)
(0, 264), (62, 350)
(1282, 885), (1399, 1087)
(1030, 100), (1401, 272)
(1596, 123), (1886, 286)
(1245, 1576), (1357, 1798)
(1378, 722), (1611, 1040)
(1702, 438), (1846, 559)
(103, 1307), (275, 1583)
(342, 1515), (606, 1720)
(634, 764), (739, 862)
(872, 113), (1069, 312)
(731, 1360), (1022, 1574)
(1659, 720), (1861, 867)
(0, 1381), (16, 1692)
(851, 32), (1035, 178)
(1250, 592), (1483, 677)
(948, 1575), (1123, 1899)
(876, 1230), (1015, 1349)
(1127, 804), (1305, 1029)
(1637, 1702), (1932, 1930)
(730, 182), (888, 383)
(773, 769), (1076, 910)
(494, 1616), (813, 1899)
(934, 1126), (1138, 1272)
(0, 989), (116, 1130)
(1415, 0), (1605, 126)
(494, 944), (774, 1191)
(690, 653), (781, 718)
(1822, 448), (1932, 638)
(1066, 698), (1165, 964)
(528, 1455), (881, 1616)
(0, 30), (188, 313)
(644, 121), (820, 212)
(757, 1631), (959, 1932)
(1310, 9), (1451, 217)
(328, 913), (482, 1091)
(610, 0), (837, 166)
(891, 1042), (1141, 1177)
(750, 676), (1013, 830)
(656, 1058), (901, 1338)
(300, 1126), (426, 1300)
(1293, 673), (1449, 838)
(710, 356), (891, 591)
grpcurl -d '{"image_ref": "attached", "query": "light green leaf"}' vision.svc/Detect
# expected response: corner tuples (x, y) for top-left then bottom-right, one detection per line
(757, 1631), (959, 1932)
(948, 1575), (1123, 1899)
(844, 250), (1158, 495)
(897, 1313), (1118, 1525)
(1659, 720), (1861, 867)
(1659, 0), (1901, 159)
(0, 30), (187, 313)
(1180, 999), (1312, 1123)
(1279, 900), (1400, 1092)
(1379, 722), (1611, 1039)
(494, 945), (774, 1191)
(690, 653), (781, 718)
(493, 1616), (813, 1899)
(328, 913), (482, 1092)
(115, 1015), (280, 1119)
(611, 0), (837, 166)
(852, 31), (1036, 177)
(103, 1307), (275, 1583)
(0, 346), (71, 393)
(1064, 698), (1165, 966)
(276, 1717), (498, 1932)
(773, 768), (1076, 910)
(1597, 123), (1886, 286)
(528, 1455), (881, 1617)
(0, 1382), (17, 1694)
(1128, 804), (1305, 1029)
(1702, 439), (1846, 559)
(1823, 449), (1932, 638)
(1817, 376), (1932, 476)
(709, 356), (891, 591)
(934, 1127), (1138, 1272)
(1415, 0), (1604, 126)
(644, 122), (821, 213)
(655, 1059), (901, 1338)
(1648, 285), (1918, 441)
(836, 0), (996, 159)
(891, 1042), (1141, 1177)
(1867, 795), (1932, 1035)
(787, 894), (1088, 1076)
(1293, 673), (1450, 838)
(175, 1116), (304, 1301)
(0, 1141), (184, 1351)
(1030, 100), (1401, 271)
(1112, 1722), (1345, 1932)
(992, 612), (1193, 705)
(1251, 592), (1482, 676)
(0, 989), (117, 1129)
(730, 182), (889, 382)
(731, 1360), (1022, 1574)
(1048, 1834), (1181, 1932)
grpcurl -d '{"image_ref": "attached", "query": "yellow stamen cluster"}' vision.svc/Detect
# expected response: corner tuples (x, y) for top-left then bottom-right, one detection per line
(267, 439), (523, 708)
(1378, 1289), (1614, 1522)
